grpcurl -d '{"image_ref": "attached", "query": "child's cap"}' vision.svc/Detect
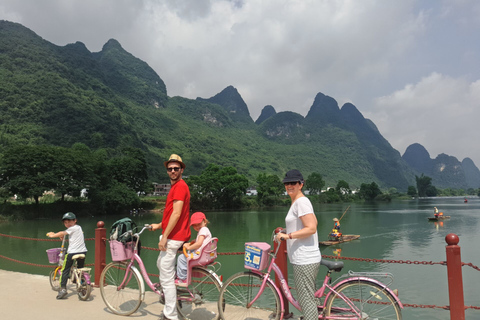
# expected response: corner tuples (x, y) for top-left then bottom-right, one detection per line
(62, 212), (76, 220)
(190, 212), (206, 226)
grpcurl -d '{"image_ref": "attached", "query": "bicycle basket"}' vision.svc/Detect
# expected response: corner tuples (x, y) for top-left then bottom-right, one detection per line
(110, 240), (134, 261)
(244, 242), (271, 271)
(46, 248), (63, 264)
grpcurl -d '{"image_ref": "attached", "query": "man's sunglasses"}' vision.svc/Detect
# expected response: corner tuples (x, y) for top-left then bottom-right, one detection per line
(167, 167), (181, 172)
(284, 181), (300, 186)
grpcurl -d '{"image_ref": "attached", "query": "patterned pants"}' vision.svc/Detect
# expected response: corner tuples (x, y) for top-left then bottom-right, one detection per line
(292, 262), (320, 320)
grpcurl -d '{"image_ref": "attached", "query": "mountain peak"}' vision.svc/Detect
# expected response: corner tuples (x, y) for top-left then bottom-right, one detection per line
(255, 105), (276, 124)
(403, 143), (432, 175)
(462, 158), (480, 188)
(95, 38), (167, 106)
(341, 102), (364, 121)
(197, 86), (253, 123)
(102, 38), (124, 51)
(305, 92), (341, 124)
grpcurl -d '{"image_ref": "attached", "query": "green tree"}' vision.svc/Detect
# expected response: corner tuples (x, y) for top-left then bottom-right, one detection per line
(416, 174), (434, 197)
(105, 147), (148, 192)
(52, 144), (97, 200)
(325, 187), (341, 203)
(407, 186), (417, 197)
(305, 172), (325, 195)
(256, 173), (284, 206)
(188, 164), (249, 209)
(358, 182), (382, 200)
(88, 147), (147, 213)
(0, 145), (58, 204)
(98, 181), (141, 213)
(336, 180), (351, 199)
(426, 185), (438, 197)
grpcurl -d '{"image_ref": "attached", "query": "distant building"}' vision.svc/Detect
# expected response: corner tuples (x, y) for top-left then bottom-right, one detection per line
(152, 183), (171, 196)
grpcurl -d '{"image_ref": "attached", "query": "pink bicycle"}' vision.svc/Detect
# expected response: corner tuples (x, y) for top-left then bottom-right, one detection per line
(218, 229), (403, 320)
(99, 224), (223, 319)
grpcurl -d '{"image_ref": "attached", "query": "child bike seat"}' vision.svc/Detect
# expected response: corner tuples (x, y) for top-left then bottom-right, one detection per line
(186, 238), (218, 285)
(321, 259), (344, 272)
(72, 254), (86, 260)
(187, 237), (218, 268)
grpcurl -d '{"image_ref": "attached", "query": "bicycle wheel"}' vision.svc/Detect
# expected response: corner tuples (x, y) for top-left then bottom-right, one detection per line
(49, 268), (61, 291)
(218, 271), (281, 320)
(325, 279), (402, 320)
(177, 267), (222, 320)
(99, 262), (145, 315)
(77, 273), (92, 301)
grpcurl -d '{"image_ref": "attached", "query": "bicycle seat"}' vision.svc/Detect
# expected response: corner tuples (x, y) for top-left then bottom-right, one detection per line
(187, 237), (218, 268)
(186, 238), (218, 285)
(321, 259), (344, 272)
(72, 254), (85, 260)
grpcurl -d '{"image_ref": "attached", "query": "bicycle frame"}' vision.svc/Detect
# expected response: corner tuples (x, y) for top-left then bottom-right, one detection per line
(116, 230), (160, 294)
(52, 236), (91, 286)
(246, 236), (402, 320)
(115, 226), (216, 304)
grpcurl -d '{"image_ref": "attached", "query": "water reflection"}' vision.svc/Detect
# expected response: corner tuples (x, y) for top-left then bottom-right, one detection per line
(332, 248), (342, 257)
(434, 221), (444, 230)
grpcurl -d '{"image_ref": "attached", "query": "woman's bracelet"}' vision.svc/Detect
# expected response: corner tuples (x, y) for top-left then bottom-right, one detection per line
(288, 233), (292, 239)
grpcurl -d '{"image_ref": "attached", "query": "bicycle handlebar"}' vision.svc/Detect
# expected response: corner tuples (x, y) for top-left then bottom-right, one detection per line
(120, 224), (152, 240)
(273, 228), (288, 243)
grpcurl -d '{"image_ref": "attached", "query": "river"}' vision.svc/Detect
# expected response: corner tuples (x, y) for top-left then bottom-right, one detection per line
(1, 197), (479, 319)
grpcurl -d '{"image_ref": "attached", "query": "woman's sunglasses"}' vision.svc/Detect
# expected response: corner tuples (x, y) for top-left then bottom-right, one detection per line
(284, 181), (300, 186)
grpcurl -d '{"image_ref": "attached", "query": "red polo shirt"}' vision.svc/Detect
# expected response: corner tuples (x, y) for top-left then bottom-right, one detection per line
(162, 179), (191, 241)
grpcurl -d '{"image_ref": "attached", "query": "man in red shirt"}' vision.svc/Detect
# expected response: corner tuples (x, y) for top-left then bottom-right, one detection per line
(151, 154), (191, 320)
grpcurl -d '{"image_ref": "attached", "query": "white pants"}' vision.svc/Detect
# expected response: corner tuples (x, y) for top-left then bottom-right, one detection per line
(157, 236), (184, 320)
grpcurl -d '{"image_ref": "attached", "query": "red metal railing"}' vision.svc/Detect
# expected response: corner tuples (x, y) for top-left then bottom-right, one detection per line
(1, 223), (479, 319)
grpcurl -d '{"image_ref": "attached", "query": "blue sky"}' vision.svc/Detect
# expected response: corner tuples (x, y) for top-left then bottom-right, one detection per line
(2, 0), (480, 168)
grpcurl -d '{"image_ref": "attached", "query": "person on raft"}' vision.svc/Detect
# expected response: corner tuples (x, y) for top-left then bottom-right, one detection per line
(329, 218), (342, 239)
(434, 207), (443, 218)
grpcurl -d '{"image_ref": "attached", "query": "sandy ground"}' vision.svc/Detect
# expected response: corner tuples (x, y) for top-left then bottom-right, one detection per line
(0, 269), (163, 320)
(0, 269), (303, 320)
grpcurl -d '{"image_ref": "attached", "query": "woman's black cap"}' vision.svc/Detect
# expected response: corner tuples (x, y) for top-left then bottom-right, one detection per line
(282, 169), (304, 183)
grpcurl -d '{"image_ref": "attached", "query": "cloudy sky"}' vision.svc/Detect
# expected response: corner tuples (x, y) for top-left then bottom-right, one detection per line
(2, 0), (480, 167)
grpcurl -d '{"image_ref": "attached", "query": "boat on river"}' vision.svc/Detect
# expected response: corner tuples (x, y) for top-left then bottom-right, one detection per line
(319, 235), (360, 246)
(428, 216), (450, 221)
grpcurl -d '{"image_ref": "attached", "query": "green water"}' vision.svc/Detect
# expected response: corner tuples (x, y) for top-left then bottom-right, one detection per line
(1, 198), (479, 319)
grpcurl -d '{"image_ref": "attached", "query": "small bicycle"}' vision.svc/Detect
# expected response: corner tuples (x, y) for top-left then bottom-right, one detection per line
(47, 236), (92, 301)
(218, 228), (403, 320)
(99, 224), (223, 319)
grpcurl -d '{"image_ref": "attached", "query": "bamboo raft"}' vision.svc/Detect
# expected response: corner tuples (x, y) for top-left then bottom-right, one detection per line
(428, 216), (450, 221)
(319, 235), (360, 246)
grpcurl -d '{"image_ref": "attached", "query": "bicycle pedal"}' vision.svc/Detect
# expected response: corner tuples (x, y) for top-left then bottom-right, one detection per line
(193, 293), (202, 304)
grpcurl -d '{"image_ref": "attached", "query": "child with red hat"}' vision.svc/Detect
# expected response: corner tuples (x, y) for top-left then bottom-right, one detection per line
(175, 212), (212, 286)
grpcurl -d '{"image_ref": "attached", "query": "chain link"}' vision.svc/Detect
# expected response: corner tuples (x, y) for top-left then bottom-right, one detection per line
(0, 233), (94, 242)
(2, 232), (480, 312)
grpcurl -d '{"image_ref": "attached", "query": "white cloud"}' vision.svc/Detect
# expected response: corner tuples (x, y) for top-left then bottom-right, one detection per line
(368, 73), (480, 166)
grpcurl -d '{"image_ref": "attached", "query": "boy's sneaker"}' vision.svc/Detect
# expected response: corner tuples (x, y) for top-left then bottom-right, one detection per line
(175, 278), (187, 287)
(56, 288), (68, 299)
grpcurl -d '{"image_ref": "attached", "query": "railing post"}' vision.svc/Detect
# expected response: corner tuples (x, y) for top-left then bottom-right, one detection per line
(94, 221), (106, 287)
(274, 227), (292, 318)
(445, 233), (465, 320)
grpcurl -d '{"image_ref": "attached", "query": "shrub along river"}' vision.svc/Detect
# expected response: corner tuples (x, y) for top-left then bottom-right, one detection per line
(1, 197), (479, 319)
